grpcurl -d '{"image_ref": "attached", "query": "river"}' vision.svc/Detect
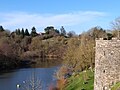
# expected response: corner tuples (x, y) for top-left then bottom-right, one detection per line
(0, 62), (60, 90)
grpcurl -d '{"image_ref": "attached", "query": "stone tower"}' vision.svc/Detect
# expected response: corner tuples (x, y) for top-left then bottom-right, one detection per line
(94, 38), (120, 90)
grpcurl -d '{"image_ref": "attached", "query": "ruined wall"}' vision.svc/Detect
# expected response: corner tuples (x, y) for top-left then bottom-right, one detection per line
(94, 38), (120, 90)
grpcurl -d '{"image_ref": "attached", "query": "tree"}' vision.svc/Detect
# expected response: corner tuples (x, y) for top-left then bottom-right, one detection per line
(29, 37), (42, 51)
(21, 28), (25, 38)
(111, 17), (120, 38)
(25, 29), (30, 36)
(67, 31), (76, 37)
(0, 26), (4, 32)
(44, 26), (60, 38)
(88, 26), (107, 39)
(111, 30), (118, 37)
(18, 29), (21, 35)
(31, 27), (38, 37)
(44, 26), (54, 34)
(111, 17), (120, 30)
(60, 26), (66, 36)
(15, 29), (20, 35)
(54, 29), (60, 34)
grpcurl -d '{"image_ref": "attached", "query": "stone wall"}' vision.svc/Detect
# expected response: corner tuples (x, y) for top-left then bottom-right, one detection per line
(94, 38), (120, 90)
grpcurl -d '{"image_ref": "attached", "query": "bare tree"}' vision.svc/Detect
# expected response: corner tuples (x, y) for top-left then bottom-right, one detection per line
(111, 17), (120, 38)
(111, 17), (120, 30)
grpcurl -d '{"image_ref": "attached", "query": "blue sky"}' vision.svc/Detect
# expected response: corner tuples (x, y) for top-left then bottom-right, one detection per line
(0, 0), (120, 34)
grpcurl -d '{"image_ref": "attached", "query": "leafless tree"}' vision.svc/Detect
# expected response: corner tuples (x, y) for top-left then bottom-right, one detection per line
(111, 17), (120, 38)
(111, 17), (120, 30)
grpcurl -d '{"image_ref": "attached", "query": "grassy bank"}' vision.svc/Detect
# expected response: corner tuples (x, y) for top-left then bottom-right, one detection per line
(64, 70), (94, 90)
(111, 82), (120, 90)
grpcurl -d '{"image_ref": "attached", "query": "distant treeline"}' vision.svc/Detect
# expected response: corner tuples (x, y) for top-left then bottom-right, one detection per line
(0, 17), (120, 71)
(0, 25), (76, 70)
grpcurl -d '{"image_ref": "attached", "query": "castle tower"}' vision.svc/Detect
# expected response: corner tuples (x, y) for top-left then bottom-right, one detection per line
(94, 38), (120, 90)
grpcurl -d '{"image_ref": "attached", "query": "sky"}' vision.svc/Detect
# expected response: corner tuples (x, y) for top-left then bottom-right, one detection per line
(0, 0), (120, 34)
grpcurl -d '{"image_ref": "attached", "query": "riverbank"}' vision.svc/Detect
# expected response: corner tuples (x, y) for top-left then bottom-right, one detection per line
(0, 58), (62, 73)
(56, 70), (94, 90)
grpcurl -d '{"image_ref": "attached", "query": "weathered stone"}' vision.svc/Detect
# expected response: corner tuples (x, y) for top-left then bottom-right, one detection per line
(94, 38), (120, 90)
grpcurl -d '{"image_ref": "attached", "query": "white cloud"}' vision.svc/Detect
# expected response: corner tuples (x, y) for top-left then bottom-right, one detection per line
(0, 11), (107, 31)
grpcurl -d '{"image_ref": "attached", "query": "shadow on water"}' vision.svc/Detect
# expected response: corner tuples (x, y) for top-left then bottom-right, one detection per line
(31, 58), (62, 68)
(20, 58), (62, 68)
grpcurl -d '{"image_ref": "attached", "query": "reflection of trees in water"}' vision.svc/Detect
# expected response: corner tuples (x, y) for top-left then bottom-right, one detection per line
(20, 73), (42, 90)
(18, 63), (42, 90)
(33, 58), (62, 68)
(16, 60), (60, 90)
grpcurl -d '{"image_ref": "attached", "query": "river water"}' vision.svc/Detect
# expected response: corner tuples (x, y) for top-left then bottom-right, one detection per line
(0, 64), (59, 90)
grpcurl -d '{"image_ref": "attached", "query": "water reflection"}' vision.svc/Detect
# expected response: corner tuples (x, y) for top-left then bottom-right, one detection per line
(0, 59), (61, 90)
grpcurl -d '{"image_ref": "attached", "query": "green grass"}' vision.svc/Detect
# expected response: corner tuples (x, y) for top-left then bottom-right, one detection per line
(111, 82), (120, 90)
(64, 70), (94, 90)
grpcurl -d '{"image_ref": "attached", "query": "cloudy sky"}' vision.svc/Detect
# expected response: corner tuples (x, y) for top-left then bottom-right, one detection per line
(0, 0), (120, 34)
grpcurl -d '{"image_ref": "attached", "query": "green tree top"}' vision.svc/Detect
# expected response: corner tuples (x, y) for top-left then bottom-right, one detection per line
(31, 27), (38, 37)
(25, 29), (30, 36)
(44, 26), (54, 34)
(0, 26), (5, 32)
(15, 29), (20, 35)
(21, 28), (25, 38)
